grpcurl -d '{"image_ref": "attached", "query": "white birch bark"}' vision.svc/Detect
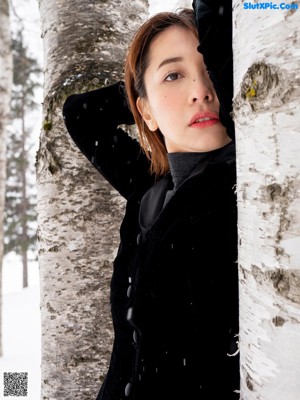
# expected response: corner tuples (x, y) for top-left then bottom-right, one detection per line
(37, 1), (148, 398)
(233, 3), (300, 399)
(0, 0), (12, 358)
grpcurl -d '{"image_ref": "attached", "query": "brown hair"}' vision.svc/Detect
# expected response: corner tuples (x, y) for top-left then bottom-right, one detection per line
(124, 9), (198, 177)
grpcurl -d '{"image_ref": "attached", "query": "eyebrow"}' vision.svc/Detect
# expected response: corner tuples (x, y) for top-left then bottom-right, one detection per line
(157, 56), (184, 70)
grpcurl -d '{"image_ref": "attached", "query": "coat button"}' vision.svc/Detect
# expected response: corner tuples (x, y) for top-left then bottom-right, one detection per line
(125, 382), (132, 397)
(127, 285), (132, 298)
(133, 330), (138, 344)
(126, 307), (133, 321)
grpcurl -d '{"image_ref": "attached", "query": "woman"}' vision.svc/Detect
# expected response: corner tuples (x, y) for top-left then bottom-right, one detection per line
(63, 7), (239, 400)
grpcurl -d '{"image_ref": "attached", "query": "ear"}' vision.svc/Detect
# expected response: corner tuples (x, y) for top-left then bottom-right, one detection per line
(136, 97), (159, 132)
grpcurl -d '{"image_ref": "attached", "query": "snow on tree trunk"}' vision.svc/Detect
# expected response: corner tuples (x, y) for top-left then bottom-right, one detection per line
(37, 0), (148, 399)
(0, 0), (12, 357)
(233, 3), (300, 399)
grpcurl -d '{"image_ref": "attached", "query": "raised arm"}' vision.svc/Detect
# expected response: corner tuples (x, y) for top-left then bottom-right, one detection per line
(63, 81), (154, 199)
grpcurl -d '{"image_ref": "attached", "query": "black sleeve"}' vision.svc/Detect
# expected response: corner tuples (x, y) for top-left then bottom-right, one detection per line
(192, 0), (235, 139)
(63, 82), (154, 200)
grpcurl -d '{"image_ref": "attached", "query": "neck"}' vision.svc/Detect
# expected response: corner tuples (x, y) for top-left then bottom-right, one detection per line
(167, 141), (235, 189)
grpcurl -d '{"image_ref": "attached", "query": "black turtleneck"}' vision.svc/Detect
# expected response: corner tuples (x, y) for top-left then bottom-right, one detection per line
(163, 141), (235, 207)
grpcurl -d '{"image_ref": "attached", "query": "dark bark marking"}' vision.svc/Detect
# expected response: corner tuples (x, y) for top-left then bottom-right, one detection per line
(265, 183), (282, 202)
(272, 315), (286, 326)
(47, 302), (56, 314)
(246, 372), (254, 391)
(269, 269), (300, 304)
(260, 177), (296, 249)
(251, 265), (300, 305)
(234, 61), (300, 113)
(241, 63), (279, 104)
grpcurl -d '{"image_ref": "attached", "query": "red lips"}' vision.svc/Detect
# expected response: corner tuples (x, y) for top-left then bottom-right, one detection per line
(189, 111), (220, 127)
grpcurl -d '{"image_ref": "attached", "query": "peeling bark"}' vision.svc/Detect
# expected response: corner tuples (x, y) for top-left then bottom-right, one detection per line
(233, 3), (300, 399)
(37, 1), (148, 398)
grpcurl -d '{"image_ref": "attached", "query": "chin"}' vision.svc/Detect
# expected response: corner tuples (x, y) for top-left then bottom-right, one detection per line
(193, 134), (231, 152)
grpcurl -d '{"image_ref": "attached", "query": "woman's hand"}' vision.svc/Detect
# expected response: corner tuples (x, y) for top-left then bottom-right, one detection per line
(192, 0), (234, 139)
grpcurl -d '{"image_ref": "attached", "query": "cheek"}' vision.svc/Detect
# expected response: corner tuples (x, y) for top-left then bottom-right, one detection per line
(157, 92), (182, 114)
(153, 98), (175, 128)
(148, 88), (183, 130)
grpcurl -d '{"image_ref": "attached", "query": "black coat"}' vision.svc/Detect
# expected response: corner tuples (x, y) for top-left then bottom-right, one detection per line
(63, 89), (239, 400)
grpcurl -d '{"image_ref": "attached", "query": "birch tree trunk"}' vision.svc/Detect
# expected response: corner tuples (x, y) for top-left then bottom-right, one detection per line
(0, 0), (12, 358)
(233, 3), (300, 399)
(37, 1), (148, 399)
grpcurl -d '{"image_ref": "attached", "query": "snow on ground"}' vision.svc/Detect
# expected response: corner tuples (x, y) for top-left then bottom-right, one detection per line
(1, 0), (43, 396)
(0, 256), (41, 399)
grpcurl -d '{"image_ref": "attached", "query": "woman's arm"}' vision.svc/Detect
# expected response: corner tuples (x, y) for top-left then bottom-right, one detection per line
(63, 81), (154, 199)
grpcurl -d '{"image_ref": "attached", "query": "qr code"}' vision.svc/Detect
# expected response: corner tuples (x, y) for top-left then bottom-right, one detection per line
(3, 372), (28, 397)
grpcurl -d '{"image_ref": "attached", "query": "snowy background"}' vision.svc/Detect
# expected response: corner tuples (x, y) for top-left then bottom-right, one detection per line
(0, 0), (192, 399)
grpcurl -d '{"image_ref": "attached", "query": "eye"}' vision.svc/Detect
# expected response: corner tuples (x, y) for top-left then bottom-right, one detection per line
(165, 72), (183, 82)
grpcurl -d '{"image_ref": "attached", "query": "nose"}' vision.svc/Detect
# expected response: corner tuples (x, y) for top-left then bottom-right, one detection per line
(189, 76), (215, 105)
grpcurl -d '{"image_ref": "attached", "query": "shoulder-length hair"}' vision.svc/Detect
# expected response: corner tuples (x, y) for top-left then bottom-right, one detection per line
(124, 9), (198, 177)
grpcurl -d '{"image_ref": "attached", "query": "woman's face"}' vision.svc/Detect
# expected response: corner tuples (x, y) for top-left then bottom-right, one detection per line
(136, 26), (231, 153)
